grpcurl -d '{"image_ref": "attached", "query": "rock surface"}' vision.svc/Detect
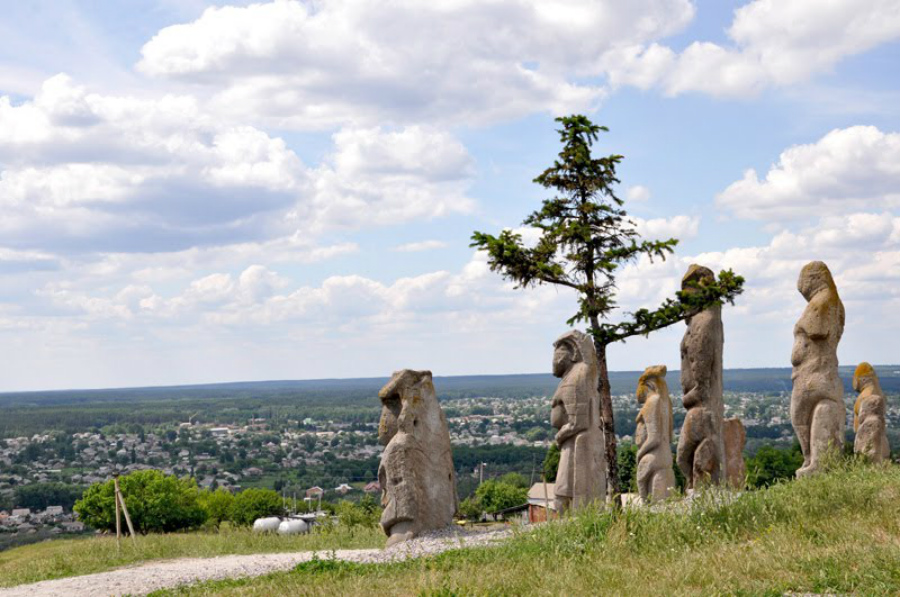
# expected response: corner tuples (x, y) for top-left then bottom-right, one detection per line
(723, 418), (746, 489)
(853, 362), (890, 463)
(790, 261), (845, 477)
(378, 369), (458, 547)
(550, 330), (606, 511)
(677, 264), (726, 488)
(635, 365), (676, 502)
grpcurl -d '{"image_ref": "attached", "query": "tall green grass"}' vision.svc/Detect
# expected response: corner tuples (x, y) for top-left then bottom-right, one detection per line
(161, 461), (900, 596)
(0, 524), (384, 588)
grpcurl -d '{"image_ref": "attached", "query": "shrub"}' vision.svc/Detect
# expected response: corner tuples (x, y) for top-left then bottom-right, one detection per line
(74, 470), (206, 534)
(475, 480), (527, 518)
(334, 499), (380, 533)
(230, 488), (283, 526)
(458, 496), (482, 521)
(198, 488), (235, 527)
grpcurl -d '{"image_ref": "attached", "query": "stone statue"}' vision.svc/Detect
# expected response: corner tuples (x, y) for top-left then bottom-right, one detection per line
(791, 261), (845, 477)
(852, 362), (890, 463)
(635, 365), (675, 502)
(377, 369), (457, 546)
(723, 418), (746, 489)
(677, 264), (726, 488)
(550, 330), (606, 511)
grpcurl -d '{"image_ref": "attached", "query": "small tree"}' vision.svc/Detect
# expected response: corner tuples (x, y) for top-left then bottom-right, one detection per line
(230, 488), (283, 526)
(198, 487), (235, 528)
(74, 470), (206, 534)
(475, 480), (528, 519)
(472, 115), (744, 494)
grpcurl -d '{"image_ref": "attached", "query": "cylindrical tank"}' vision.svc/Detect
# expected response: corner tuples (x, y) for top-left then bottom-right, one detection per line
(252, 517), (282, 533)
(277, 519), (309, 535)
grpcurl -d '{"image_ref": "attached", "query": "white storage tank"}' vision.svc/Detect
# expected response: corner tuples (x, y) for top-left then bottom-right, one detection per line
(277, 519), (309, 535)
(252, 517), (282, 533)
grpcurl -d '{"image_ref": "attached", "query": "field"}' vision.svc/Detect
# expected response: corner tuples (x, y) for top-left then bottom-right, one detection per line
(0, 525), (383, 588)
(143, 461), (900, 596)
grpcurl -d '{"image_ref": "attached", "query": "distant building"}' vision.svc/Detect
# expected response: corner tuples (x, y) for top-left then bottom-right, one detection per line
(43, 506), (64, 516)
(306, 486), (324, 498)
(11, 508), (30, 518)
(210, 428), (230, 437)
(363, 481), (381, 493)
(334, 483), (353, 495)
(526, 483), (558, 524)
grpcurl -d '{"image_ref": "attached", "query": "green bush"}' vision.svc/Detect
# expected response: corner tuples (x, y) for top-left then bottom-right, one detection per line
(475, 480), (527, 517)
(458, 496), (482, 521)
(230, 488), (283, 526)
(74, 470), (206, 534)
(198, 488), (235, 527)
(746, 443), (804, 487)
(334, 498), (380, 533)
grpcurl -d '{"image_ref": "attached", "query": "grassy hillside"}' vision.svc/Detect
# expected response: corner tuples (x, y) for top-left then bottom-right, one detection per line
(156, 461), (900, 596)
(0, 526), (383, 588)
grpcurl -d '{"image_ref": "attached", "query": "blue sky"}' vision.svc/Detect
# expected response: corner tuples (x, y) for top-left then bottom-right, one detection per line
(1, 0), (899, 390)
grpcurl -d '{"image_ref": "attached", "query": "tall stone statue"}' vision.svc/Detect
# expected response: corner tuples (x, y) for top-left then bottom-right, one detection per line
(377, 369), (457, 546)
(550, 330), (606, 511)
(852, 362), (890, 463)
(723, 418), (747, 489)
(677, 264), (726, 488)
(635, 365), (675, 503)
(791, 261), (845, 477)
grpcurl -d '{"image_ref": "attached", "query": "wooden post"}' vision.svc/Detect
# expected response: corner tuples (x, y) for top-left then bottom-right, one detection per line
(542, 476), (550, 522)
(115, 477), (137, 547)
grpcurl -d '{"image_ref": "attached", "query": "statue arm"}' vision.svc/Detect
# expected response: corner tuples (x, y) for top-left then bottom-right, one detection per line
(636, 396), (660, 460)
(555, 375), (589, 444)
(802, 298), (835, 340)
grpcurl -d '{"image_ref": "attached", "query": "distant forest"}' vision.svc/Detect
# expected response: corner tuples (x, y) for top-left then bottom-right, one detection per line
(0, 367), (897, 438)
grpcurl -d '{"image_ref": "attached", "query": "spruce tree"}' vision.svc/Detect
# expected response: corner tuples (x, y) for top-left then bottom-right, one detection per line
(471, 115), (744, 494)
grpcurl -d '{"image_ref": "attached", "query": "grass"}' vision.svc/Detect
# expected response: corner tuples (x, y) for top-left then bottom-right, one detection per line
(155, 460), (900, 596)
(0, 524), (384, 588)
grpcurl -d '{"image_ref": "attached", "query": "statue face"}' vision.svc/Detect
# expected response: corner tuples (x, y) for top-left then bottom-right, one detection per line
(797, 262), (832, 301)
(552, 343), (574, 377)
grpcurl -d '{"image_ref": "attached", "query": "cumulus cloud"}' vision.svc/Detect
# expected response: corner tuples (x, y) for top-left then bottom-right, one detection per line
(392, 240), (449, 253)
(136, 0), (696, 128)
(716, 126), (900, 221)
(0, 76), (475, 257)
(602, 0), (900, 97)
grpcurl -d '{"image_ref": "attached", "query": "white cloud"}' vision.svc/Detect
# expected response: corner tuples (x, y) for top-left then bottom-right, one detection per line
(602, 0), (900, 97)
(0, 76), (475, 256)
(632, 215), (700, 241)
(626, 185), (652, 202)
(392, 240), (448, 253)
(136, 0), (695, 128)
(716, 126), (900, 221)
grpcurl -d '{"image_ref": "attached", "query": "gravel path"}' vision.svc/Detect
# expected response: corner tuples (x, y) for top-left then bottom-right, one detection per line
(0, 528), (512, 597)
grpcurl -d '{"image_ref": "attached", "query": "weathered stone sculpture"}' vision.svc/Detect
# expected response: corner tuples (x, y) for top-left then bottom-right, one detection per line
(723, 418), (747, 489)
(852, 362), (890, 463)
(550, 330), (606, 511)
(677, 264), (726, 488)
(635, 365), (675, 502)
(791, 261), (845, 477)
(377, 369), (457, 546)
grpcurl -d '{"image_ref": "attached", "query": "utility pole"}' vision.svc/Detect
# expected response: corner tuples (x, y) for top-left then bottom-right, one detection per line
(479, 462), (487, 485)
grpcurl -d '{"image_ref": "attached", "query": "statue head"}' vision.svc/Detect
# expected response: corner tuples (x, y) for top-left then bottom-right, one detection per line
(797, 261), (837, 302)
(636, 364), (667, 404)
(852, 362), (878, 393)
(681, 264), (715, 296)
(552, 330), (595, 378)
(378, 369), (434, 446)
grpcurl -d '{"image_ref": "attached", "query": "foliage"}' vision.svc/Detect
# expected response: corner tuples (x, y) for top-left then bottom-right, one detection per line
(74, 470), (206, 534)
(542, 443), (560, 482)
(230, 488), (284, 526)
(457, 496), (482, 521)
(14, 482), (84, 512)
(474, 480), (527, 516)
(497, 472), (529, 488)
(334, 497), (381, 533)
(470, 114), (744, 335)
(198, 488), (235, 528)
(616, 442), (638, 493)
(746, 443), (805, 488)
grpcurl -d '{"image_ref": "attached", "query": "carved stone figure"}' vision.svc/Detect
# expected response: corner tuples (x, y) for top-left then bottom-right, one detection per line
(550, 330), (606, 511)
(791, 261), (845, 477)
(677, 264), (726, 488)
(635, 365), (675, 502)
(377, 369), (457, 546)
(853, 362), (890, 463)
(723, 418), (746, 489)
